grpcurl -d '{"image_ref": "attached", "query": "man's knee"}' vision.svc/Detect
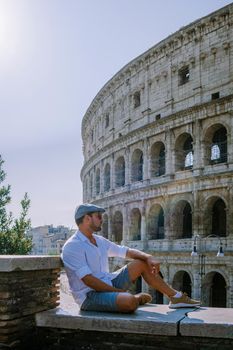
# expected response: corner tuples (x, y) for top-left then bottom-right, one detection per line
(116, 293), (138, 313)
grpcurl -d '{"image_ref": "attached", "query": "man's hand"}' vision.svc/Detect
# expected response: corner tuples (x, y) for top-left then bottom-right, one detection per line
(146, 256), (160, 275)
(126, 248), (160, 275)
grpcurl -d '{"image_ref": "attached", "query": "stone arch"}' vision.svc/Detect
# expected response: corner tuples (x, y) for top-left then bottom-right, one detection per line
(131, 149), (143, 182)
(147, 204), (164, 239)
(104, 163), (111, 192)
(172, 270), (192, 297)
(203, 123), (228, 165)
(102, 214), (108, 239)
(172, 200), (193, 238)
(112, 211), (123, 244)
(202, 271), (227, 307)
(150, 141), (165, 177)
(175, 133), (193, 171)
(203, 196), (227, 237)
(95, 168), (100, 195)
(115, 156), (125, 187)
(129, 208), (141, 241)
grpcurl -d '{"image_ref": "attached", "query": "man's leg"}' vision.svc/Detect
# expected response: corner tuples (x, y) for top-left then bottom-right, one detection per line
(112, 265), (152, 313)
(124, 259), (200, 309)
(127, 259), (176, 297)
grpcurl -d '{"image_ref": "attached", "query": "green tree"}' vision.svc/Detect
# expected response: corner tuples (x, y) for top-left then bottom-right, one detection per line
(0, 155), (32, 254)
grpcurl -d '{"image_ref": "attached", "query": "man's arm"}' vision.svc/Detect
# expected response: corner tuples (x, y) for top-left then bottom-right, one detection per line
(82, 274), (125, 292)
(126, 248), (160, 275)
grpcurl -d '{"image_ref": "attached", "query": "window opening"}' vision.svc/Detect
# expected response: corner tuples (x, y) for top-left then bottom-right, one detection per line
(211, 92), (220, 100)
(179, 66), (190, 85)
(210, 127), (227, 164)
(133, 91), (141, 108)
(183, 136), (193, 169)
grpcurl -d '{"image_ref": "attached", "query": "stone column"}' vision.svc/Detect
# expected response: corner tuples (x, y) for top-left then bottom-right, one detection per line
(228, 113), (233, 163)
(143, 138), (150, 183)
(125, 147), (130, 187)
(192, 190), (202, 237)
(141, 203), (148, 251)
(122, 203), (129, 244)
(100, 160), (104, 194)
(108, 210), (113, 242)
(227, 185), (233, 237)
(193, 119), (204, 172)
(192, 265), (201, 300)
(228, 267), (233, 308)
(165, 128), (174, 176)
(110, 154), (114, 191)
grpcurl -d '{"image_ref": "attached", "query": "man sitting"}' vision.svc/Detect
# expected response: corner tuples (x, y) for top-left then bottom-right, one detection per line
(61, 203), (200, 312)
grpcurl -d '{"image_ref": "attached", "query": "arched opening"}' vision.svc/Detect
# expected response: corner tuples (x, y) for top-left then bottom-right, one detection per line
(172, 271), (192, 297)
(183, 203), (192, 238)
(147, 204), (164, 239)
(204, 124), (228, 165)
(211, 127), (227, 164)
(112, 211), (123, 244)
(102, 214), (108, 239)
(115, 157), (125, 187)
(130, 208), (141, 241)
(133, 91), (141, 108)
(104, 163), (111, 192)
(95, 168), (100, 195)
(172, 200), (192, 239)
(204, 196), (227, 237)
(211, 273), (227, 307)
(150, 142), (165, 177)
(175, 133), (193, 171)
(212, 198), (226, 237)
(131, 149), (143, 182)
(202, 272), (226, 307)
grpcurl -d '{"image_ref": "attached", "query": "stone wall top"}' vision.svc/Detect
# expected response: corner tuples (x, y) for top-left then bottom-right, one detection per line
(36, 302), (233, 339)
(0, 255), (62, 272)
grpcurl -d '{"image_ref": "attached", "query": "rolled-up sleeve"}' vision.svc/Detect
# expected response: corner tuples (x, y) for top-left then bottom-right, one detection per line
(62, 243), (92, 279)
(103, 239), (128, 258)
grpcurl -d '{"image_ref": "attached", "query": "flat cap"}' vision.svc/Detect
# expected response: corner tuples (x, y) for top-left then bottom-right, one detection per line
(75, 203), (105, 221)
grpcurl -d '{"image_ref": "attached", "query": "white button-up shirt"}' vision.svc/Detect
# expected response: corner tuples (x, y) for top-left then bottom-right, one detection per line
(61, 230), (128, 307)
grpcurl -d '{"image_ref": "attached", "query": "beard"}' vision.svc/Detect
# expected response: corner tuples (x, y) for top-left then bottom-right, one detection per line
(90, 222), (102, 232)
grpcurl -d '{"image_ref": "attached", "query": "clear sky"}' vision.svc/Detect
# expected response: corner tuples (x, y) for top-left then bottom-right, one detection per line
(1, 0), (232, 228)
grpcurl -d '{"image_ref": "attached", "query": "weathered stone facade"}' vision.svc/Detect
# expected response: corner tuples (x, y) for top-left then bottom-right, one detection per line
(81, 4), (233, 307)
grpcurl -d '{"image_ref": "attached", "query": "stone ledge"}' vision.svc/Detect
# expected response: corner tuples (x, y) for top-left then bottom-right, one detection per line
(36, 300), (233, 339)
(0, 255), (62, 272)
(36, 303), (194, 336)
(180, 307), (233, 339)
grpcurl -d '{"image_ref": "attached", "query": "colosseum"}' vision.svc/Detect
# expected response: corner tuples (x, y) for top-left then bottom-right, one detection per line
(81, 4), (233, 307)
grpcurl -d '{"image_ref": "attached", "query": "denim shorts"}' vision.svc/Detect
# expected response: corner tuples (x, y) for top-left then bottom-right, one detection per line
(80, 265), (131, 312)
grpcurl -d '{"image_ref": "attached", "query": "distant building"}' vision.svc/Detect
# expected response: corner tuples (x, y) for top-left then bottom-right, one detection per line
(81, 4), (233, 307)
(28, 225), (74, 255)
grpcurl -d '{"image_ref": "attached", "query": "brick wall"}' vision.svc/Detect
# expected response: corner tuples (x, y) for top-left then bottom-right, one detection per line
(0, 256), (61, 349)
